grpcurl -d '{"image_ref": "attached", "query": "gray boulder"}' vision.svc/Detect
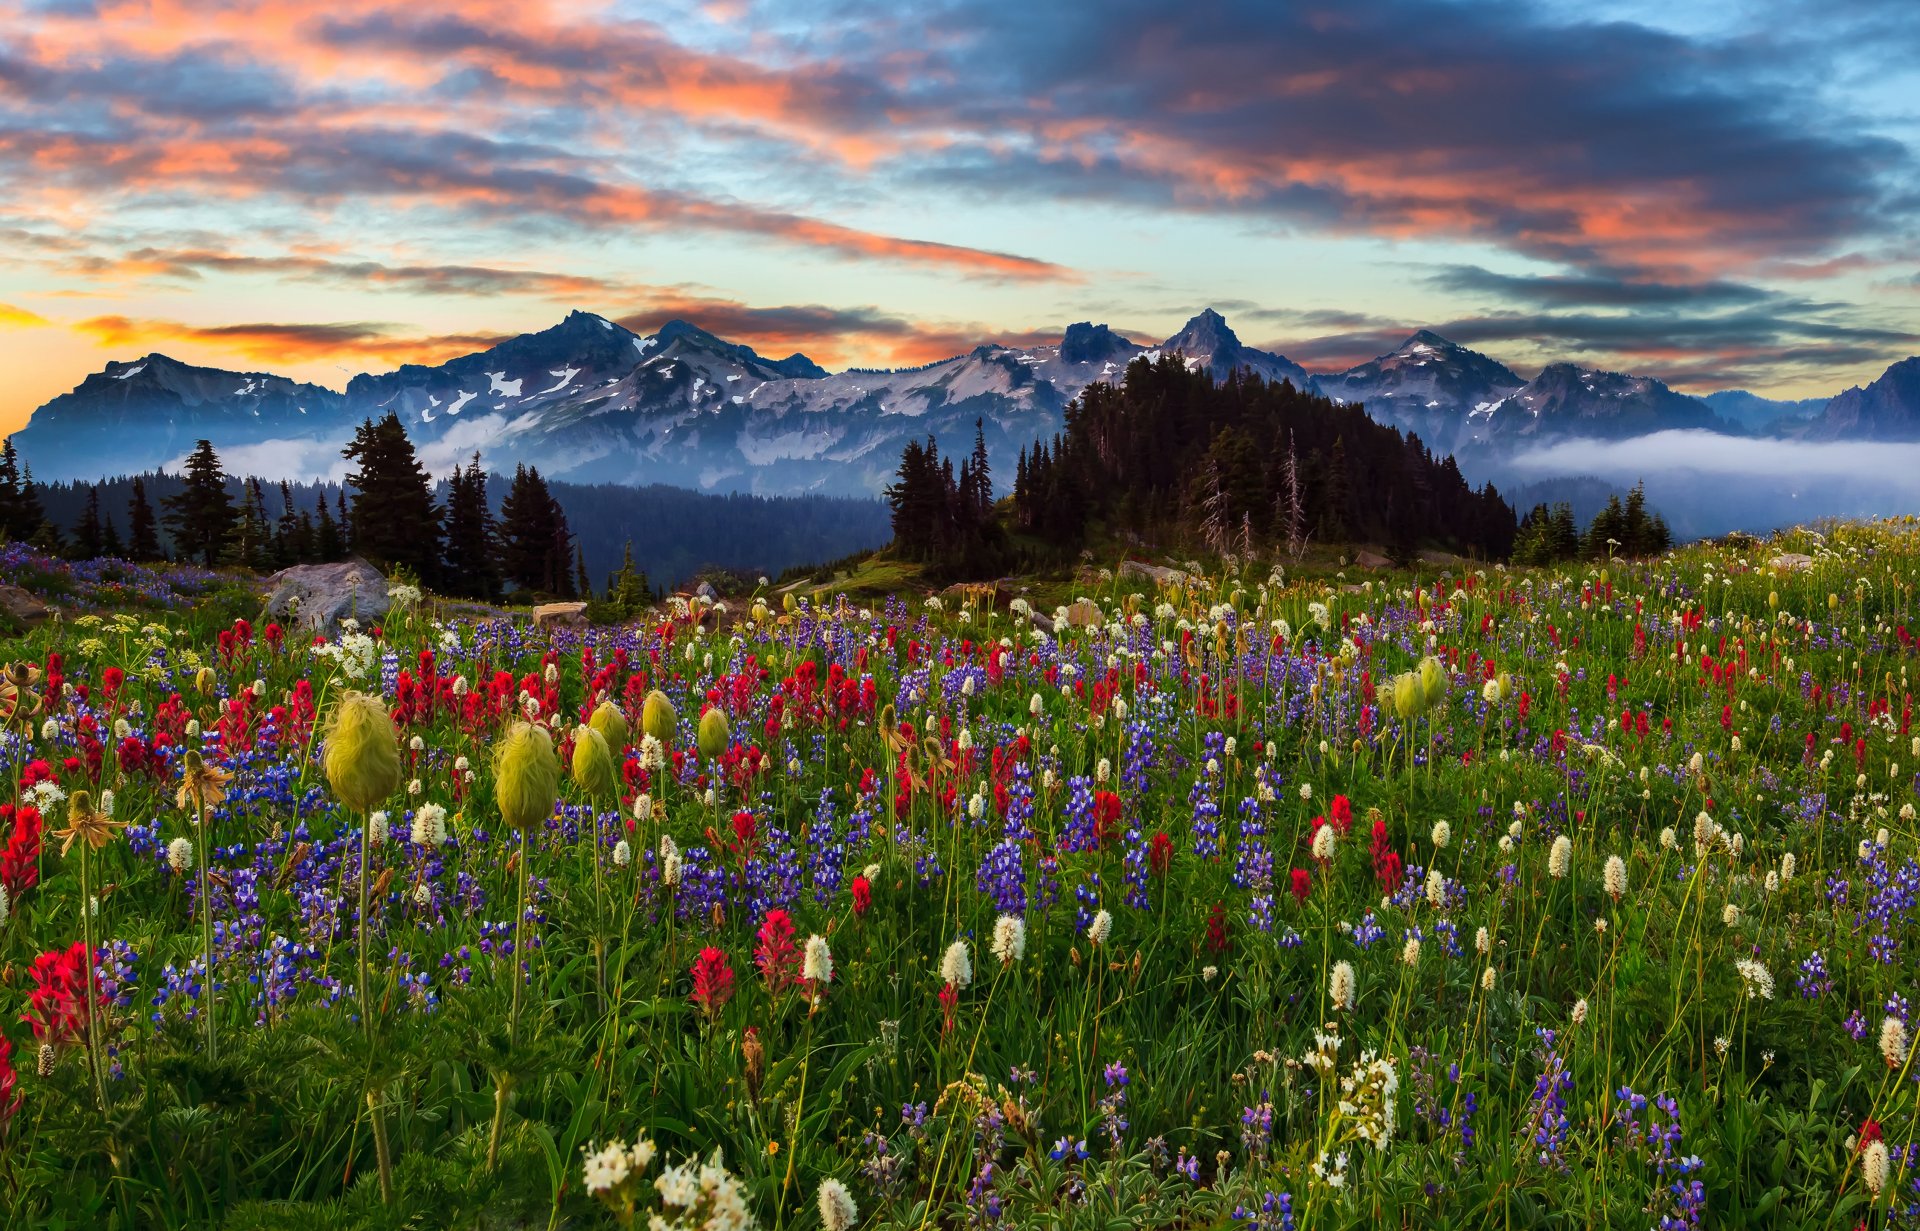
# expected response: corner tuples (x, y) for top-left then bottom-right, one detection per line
(533, 601), (589, 629)
(1118, 560), (1190, 587)
(0, 584), (53, 629)
(265, 559), (391, 636)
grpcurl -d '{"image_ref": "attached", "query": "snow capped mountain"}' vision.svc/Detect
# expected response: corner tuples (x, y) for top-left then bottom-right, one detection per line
(1804, 357), (1920, 441)
(9, 353), (350, 480)
(1317, 330), (1524, 441)
(12, 303), (1912, 493)
(1316, 334), (1742, 451)
(1463, 363), (1730, 444)
(1157, 308), (1316, 389)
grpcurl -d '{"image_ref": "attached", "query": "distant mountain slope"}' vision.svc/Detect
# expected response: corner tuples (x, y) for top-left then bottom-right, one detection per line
(1319, 330), (1524, 447)
(11, 304), (1911, 492)
(1805, 357), (1920, 441)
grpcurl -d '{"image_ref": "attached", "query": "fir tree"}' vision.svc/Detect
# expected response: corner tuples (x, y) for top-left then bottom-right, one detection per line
(315, 493), (343, 561)
(498, 465), (572, 596)
(73, 485), (105, 560)
(101, 512), (123, 558)
(161, 440), (238, 567)
(342, 414), (443, 581)
(15, 465), (46, 545)
(440, 456), (499, 600)
(126, 476), (162, 560)
(605, 541), (652, 616)
(0, 438), (21, 540)
(226, 477), (273, 570)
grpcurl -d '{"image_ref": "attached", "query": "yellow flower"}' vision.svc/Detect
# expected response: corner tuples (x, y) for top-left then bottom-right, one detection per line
(495, 721), (562, 831)
(322, 692), (403, 811)
(571, 724), (618, 801)
(54, 790), (127, 856)
(176, 750), (233, 813)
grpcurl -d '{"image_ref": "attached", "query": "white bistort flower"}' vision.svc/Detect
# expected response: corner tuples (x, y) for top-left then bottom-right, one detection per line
(1330, 960), (1356, 1012)
(991, 914), (1027, 965)
(818, 1177), (858, 1231)
(940, 940), (973, 988)
(1548, 835), (1572, 879)
(803, 935), (834, 983)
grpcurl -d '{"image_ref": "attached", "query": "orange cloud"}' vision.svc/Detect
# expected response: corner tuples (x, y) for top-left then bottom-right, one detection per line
(73, 314), (509, 365)
(0, 303), (49, 327)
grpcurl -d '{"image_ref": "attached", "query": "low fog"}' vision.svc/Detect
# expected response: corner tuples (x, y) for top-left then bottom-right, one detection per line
(1489, 430), (1920, 541)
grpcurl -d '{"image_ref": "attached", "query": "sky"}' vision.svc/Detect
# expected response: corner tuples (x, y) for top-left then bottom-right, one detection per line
(1, 0), (1916, 437)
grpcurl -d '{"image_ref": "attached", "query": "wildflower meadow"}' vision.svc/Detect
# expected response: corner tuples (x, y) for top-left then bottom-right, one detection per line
(3, 519), (1920, 1229)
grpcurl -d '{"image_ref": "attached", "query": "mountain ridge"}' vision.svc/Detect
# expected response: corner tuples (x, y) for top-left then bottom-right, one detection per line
(10, 308), (1916, 493)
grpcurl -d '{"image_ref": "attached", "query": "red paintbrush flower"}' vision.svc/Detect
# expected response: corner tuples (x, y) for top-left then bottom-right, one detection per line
(23, 942), (103, 1046)
(1148, 831), (1174, 877)
(755, 909), (798, 996)
(689, 947), (735, 1023)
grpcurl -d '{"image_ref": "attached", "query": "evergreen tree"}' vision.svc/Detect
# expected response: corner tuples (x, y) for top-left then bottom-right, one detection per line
(573, 543), (591, 600)
(226, 477), (273, 570)
(101, 513), (123, 558)
(342, 414), (443, 581)
(498, 465), (573, 596)
(1622, 481), (1654, 557)
(15, 465), (46, 545)
(967, 419), (993, 520)
(440, 456), (499, 600)
(0, 439), (21, 541)
(605, 541), (652, 616)
(72, 485), (105, 559)
(161, 440), (238, 566)
(274, 481), (300, 566)
(126, 476), (162, 560)
(315, 493), (343, 561)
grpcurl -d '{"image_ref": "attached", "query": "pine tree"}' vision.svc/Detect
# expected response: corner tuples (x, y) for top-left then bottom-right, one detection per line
(441, 456), (499, 600)
(499, 465), (572, 596)
(15, 465), (46, 545)
(573, 543), (591, 600)
(226, 477), (273, 569)
(161, 440), (238, 567)
(605, 541), (652, 616)
(968, 418), (992, 520)
(73, 486), (105, 559)
(101, 512), (123, 558)
(126, 476), (162, 560)
(342, 414), (444, 582)
(0, 439), (20, 541)
(315, 492), (343, 561)
(1622, 481), (1653, 558)
(0, 439), (24, 542)
(274, 481), (300, 566)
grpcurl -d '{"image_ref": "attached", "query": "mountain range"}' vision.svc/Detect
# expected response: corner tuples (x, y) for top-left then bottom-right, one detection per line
(9, 308), (1918, 496)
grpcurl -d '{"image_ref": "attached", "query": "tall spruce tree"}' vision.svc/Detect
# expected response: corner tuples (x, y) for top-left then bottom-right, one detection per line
(342, 413), (443, 582)
(227, 477), (273, 570)
(441, 455), (499, 600)
(126, 476), (162, 560)
(499, 465), (572, 596)
(161, 440), (238, 566)
(73, 485), (105, 559)
(315, 492), (343, 561)
(0, 439), (24, 541)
